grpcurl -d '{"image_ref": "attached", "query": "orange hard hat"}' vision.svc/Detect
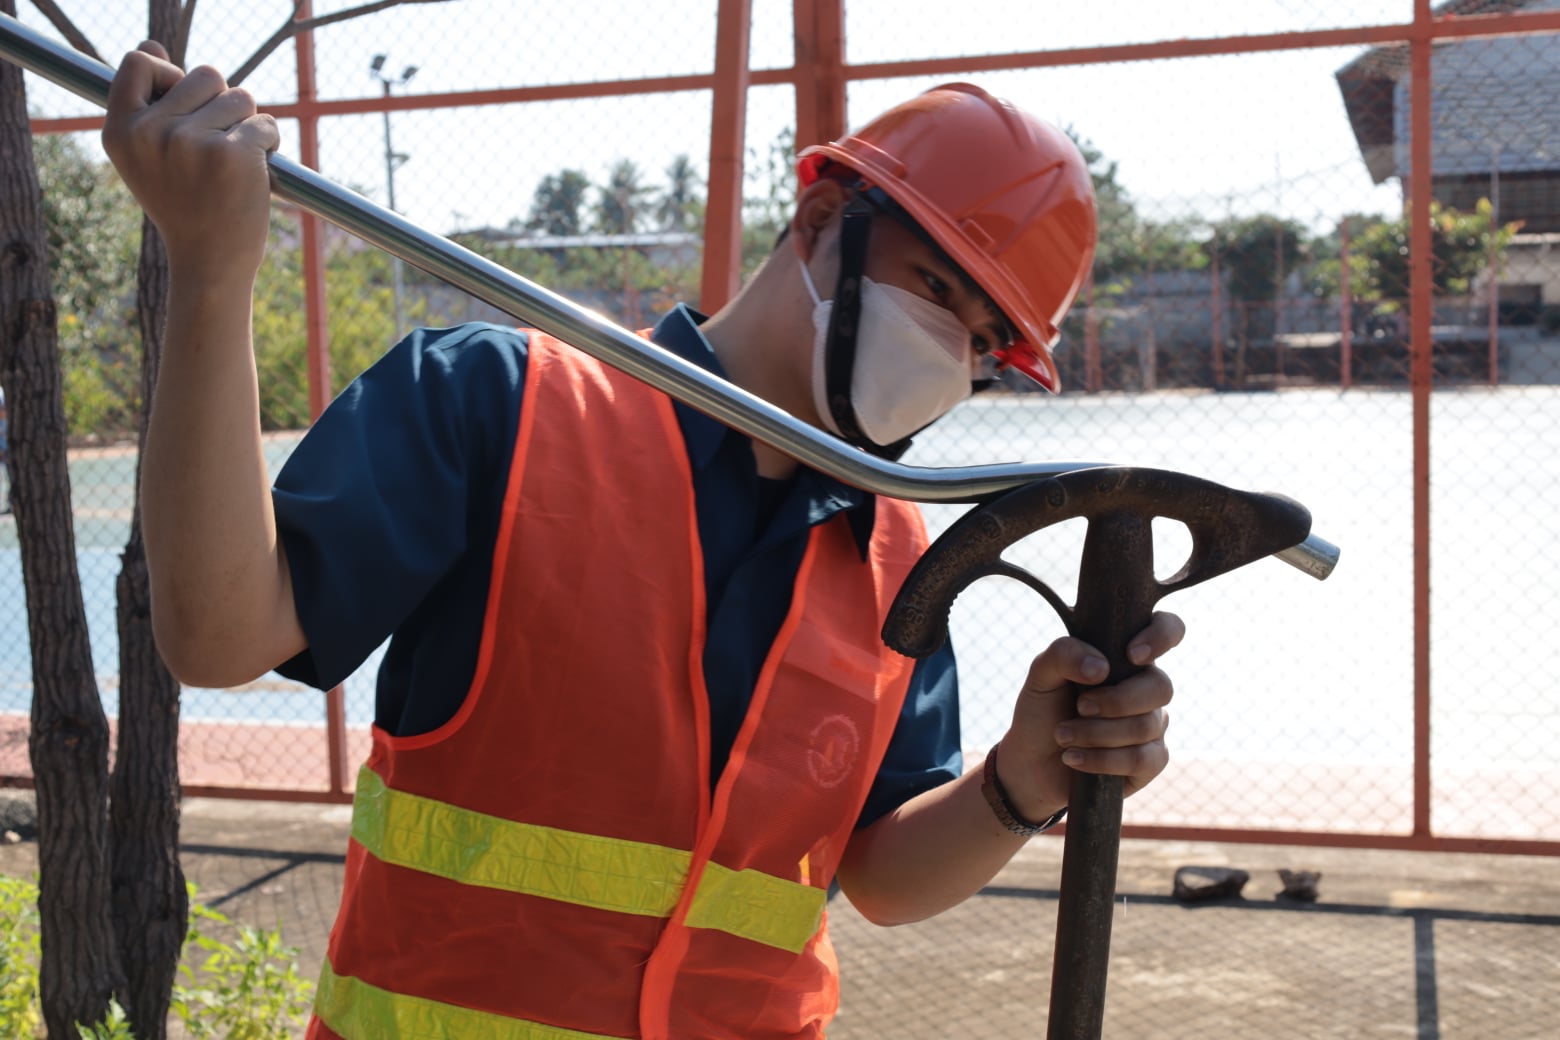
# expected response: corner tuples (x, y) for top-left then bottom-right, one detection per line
(797, 83), (1097, 392)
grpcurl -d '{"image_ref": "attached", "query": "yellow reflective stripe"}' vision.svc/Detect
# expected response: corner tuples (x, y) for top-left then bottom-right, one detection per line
(686, 861), (827, 955)
(315, 957), (629, 1040)
(352, 767), (825, 952)
(352, 767), (687, 918)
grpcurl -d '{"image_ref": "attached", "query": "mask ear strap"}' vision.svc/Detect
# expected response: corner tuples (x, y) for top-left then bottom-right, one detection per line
(824, 197), (914, 460)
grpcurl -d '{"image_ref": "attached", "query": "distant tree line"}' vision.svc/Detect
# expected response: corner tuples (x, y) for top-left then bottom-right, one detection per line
(516, 153), (704, 237)
(41, 128), (1520, 440)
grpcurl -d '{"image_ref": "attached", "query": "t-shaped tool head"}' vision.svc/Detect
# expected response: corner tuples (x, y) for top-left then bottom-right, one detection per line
(884, 466), (1315, 678)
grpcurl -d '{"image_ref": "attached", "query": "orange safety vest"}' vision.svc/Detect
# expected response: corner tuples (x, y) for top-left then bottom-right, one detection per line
(308, 332), (929, 1039)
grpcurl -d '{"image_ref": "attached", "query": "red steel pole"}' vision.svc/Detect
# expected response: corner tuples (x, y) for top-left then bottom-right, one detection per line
(295, 8), (331, 422)
(1340, 221), (1353, 390)
(1084, 274), (1101, 393)
(792, 0), (846, 151)
(1409, 0), (1434, 841)
(1211, 243), (1224, 388)
(294, 4), (350, 798)
(699, 0), (753, 312)
(1487, 151), (1500, 386)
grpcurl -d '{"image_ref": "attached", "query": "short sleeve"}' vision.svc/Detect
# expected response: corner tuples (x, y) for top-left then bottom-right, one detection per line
(856, 640), (963, 828)
(272, 324), (529, 690)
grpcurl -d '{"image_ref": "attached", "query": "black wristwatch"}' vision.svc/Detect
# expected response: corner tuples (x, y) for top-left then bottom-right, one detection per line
(981, 741), (1068, 838)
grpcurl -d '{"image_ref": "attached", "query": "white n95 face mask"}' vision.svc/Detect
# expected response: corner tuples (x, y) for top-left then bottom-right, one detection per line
(800, 256), (973, 447)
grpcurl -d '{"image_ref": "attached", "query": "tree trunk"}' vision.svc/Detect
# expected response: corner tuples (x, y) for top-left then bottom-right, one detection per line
(109, 214), (185, 1040)
(0, 1), (122, 1034)
(107, 7), (190, 1037)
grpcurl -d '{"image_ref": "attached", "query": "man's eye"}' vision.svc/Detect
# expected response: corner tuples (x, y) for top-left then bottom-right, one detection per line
(921, 271), (950, 300)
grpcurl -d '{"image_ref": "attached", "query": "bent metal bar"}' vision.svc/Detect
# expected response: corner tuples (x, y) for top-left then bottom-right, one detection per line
(0, 12), (1342, 591)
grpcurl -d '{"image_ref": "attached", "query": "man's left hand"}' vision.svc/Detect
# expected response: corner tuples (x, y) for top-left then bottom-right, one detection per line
(993, 611), (1183, 822)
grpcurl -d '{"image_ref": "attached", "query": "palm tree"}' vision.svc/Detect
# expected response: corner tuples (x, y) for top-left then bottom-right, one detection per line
(656, 154), (703, 230)
(594, 159), (653, 235)
(525, 169), (591, 236)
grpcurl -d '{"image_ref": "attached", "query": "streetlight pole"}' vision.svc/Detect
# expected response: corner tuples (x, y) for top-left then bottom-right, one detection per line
(370, 53), (417, 334)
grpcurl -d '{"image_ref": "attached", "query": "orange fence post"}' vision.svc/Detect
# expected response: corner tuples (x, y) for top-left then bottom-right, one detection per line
(1340, 221), (1353, 390)
(1210, 244), (1224, 389)
(1084, 274), (1100, 393)
(699, 0), (753, 313)
(792, 0), (846, 152)
(1488, 149), (1501, 387)
(293, 5), (349, 798)
(1409, 0), (1434, 842)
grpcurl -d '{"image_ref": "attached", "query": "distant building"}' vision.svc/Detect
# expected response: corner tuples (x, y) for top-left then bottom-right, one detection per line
(455, 227), (702, 271)
(1336, 0), (1560, 318)
(426, 228), (703, 329)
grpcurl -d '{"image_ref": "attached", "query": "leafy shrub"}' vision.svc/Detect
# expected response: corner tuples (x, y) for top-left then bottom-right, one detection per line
(172, 900), (314, 1039)
(0, 877), (313, 1039)
(0, 877), (42, 1039)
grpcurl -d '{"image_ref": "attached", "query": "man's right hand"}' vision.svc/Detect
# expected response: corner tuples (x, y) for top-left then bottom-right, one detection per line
(103, 42), (278, 279)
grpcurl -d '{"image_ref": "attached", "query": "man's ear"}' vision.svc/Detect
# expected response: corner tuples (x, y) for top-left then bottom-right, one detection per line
(789, 179), (850, 261)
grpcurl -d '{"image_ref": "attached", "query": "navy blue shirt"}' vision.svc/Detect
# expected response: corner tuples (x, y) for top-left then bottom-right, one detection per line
(272, 307), (962, 826)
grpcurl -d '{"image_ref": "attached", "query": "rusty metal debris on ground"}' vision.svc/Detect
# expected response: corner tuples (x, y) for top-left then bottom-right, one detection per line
(1172, 866), (1252, 902)
(1277, 869), (1323, 902)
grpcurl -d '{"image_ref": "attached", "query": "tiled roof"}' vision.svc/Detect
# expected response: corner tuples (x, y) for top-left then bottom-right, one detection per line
(1335, 0), (1558, 182)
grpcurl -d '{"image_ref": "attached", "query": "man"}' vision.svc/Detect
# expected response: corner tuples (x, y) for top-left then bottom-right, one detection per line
(105, 44), (1179, 1040)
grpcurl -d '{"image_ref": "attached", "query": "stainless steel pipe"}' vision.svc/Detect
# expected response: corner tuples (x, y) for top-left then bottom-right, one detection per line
(0, 13), (1338, 579)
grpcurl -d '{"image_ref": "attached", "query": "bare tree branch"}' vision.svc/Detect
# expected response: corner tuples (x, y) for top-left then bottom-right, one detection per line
(229, 0), (456, 86)
(28, 0), (101, 62)
(172, 0), (199, 68)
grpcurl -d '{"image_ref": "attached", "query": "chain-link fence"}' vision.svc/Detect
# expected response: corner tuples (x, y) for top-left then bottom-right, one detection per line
(4, 1), (1560, 1029)
(10, 0), (1560, 839)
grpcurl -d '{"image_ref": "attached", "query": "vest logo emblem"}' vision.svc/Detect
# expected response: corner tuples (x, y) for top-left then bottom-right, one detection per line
(807, 715), (860, 789)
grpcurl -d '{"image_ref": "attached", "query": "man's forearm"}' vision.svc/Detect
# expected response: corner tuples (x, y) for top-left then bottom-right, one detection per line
(835, 761), (1062, 926)
(140, 266), (305, 686)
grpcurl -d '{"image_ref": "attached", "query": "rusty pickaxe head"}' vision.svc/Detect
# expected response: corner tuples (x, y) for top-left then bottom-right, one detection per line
(884, 466), (1315, 678)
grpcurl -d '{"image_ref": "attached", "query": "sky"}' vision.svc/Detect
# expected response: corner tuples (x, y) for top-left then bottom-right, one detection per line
(14, 0), (1419, 237)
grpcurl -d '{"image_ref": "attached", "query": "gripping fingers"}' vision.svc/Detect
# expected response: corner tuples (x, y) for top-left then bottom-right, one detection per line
(230, 113), (281, 155)
(1020, 637), (1109, 698)
(1058, 706), (1169, 754)
(151, 64), (233, 117)
(105, 48), (184, 127)
(1062, 737), (1170, 793)
(1126, 610), (1186, 666)
(1075, 664), (1174, 720)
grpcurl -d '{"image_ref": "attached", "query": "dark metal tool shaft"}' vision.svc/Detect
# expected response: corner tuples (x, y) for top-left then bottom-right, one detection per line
(884, 467), (1317, 1039)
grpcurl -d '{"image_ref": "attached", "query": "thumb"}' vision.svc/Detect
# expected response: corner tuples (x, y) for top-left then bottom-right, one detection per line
(1001, 636), (1108, 763)
(1019, 636), (1109, 703)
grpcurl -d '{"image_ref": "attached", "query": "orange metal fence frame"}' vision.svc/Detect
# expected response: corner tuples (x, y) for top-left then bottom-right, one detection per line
(25, 3), (1560, 856)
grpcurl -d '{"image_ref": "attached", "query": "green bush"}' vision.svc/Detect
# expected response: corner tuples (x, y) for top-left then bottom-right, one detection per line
(75, 1000), (133, 1040)
(0, 876), (314, 1039)
(61, 341), (142, 439)
(0, 877), (42, 1038)
(172, 900), (315, 1039)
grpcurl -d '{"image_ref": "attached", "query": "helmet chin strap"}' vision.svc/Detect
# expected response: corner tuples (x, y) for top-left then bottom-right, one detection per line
(822, 197), (916, 461)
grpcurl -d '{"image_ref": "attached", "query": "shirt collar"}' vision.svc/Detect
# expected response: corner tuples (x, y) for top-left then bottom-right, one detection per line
(648, 304), (731, 473)
(649, 304), (877, 558)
